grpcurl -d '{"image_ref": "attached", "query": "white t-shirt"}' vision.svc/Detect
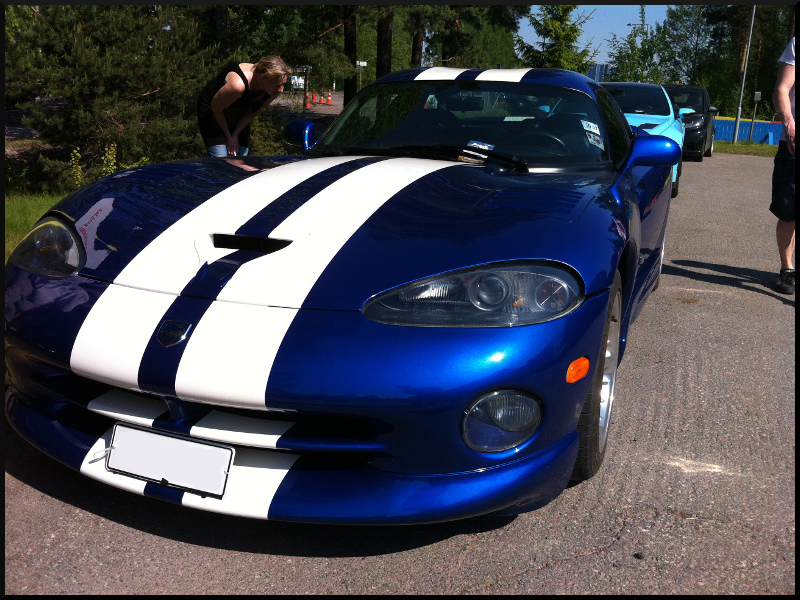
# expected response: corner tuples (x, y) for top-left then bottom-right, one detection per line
(778, 37), (795, 142)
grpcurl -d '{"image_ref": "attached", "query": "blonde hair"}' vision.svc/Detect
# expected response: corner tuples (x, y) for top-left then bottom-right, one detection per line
(253, 56), (292, 83)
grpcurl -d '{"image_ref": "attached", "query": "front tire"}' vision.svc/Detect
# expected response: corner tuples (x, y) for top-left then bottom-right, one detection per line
(572, 271), (622, 481)
(704, 133), (714, 157)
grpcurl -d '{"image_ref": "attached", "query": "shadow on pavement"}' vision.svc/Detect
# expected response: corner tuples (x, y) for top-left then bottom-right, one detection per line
(663, 259), (795, 305)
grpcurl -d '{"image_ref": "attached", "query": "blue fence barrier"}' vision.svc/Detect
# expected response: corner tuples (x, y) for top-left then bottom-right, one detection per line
(714, 118), (782, 144)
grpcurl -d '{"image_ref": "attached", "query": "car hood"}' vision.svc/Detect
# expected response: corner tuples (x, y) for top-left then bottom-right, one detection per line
(56, 155), (623, 310)
(624, 113), (675, 137)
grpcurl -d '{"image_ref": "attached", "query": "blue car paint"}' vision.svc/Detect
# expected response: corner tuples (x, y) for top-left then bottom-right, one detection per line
(626, 113), (685, 184)
(601, 82), (686, 185)
(5, 67), (679, 523)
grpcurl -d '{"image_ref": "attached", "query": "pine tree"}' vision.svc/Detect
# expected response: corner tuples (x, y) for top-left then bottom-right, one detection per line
(6, 5), (215, 185)
(517, 6), (597, 72)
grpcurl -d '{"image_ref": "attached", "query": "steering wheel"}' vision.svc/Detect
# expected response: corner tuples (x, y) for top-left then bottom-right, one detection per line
(528, 131), (570, 154)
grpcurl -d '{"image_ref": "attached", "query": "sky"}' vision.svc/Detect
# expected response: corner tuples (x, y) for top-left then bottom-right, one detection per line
(517, 5), (670, 65)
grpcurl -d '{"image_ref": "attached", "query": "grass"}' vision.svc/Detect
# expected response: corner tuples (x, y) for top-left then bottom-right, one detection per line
(2, 140), (782, 266)
(715, 140), (780, 158)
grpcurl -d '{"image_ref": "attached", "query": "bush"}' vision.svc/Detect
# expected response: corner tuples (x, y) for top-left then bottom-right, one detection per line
(249, 111), (291, 156)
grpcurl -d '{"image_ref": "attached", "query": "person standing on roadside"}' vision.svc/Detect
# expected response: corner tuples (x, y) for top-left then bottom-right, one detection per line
(771, 36), (795, 294)
(197, 56), (291, 158)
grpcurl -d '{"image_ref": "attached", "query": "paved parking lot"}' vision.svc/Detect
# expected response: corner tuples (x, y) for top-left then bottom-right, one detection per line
(4, 153), (794, 594)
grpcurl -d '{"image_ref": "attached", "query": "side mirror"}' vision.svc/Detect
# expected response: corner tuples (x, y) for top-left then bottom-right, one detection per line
(284, 119), (316, 153)
(621, 134), (681, 176)
(709, 106), (719, 115)
(678, 108), (695, 118)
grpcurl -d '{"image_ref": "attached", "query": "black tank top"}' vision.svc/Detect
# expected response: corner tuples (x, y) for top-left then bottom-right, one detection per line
(196, 62), (271, 147)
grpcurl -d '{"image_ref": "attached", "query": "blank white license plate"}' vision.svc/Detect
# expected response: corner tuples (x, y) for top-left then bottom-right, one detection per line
(107, 424), (234, 498)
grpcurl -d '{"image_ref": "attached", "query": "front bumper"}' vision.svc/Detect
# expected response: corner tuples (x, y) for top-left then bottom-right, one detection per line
(682, 128), (707, 156)
(6, 387), (578, 524)
(6, 265), (609, 523)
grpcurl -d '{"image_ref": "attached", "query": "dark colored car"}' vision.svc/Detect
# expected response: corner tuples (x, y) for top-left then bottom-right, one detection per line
(663, 85), (718, 162)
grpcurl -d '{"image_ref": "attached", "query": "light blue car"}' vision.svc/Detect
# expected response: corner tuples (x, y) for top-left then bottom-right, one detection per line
(602, 82), (692, 197)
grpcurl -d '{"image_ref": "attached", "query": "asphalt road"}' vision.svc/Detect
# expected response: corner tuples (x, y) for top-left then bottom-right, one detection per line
(4, 153), (795, 594)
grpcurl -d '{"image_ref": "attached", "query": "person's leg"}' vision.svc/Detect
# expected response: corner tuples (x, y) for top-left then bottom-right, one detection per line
(776, 219), (795, 271)
(770, 143), (795, 293)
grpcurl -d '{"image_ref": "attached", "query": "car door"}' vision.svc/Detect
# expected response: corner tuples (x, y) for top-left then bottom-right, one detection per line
(596, 88), (669, 271)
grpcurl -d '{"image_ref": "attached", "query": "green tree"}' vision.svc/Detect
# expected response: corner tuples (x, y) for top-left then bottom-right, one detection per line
(607, 6), (667, 84)
(516, 5), (597, 72)
(657, 5), (715, 85)
(658, 4), (795, 119)
(425, 5), (529, 68)
(5, 5), (216, 187)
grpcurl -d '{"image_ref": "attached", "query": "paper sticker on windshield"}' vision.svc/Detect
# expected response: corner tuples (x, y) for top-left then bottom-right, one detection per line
(586, 132), (605, 150)
(581, 120), (601, 135)
(468, 140), (495, 151)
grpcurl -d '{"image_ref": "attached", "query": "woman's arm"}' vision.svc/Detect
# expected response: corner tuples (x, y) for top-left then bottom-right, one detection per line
(210, 72), (247, 155)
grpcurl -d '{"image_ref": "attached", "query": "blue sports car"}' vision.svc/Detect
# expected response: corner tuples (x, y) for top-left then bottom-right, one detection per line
(5, 68), (679, 524)
(601, 82), (692, 198)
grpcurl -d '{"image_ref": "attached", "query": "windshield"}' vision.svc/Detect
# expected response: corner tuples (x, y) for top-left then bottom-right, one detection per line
(665, 87), (705, 114)
(602, 85), (671, 117)
(314, 81), (610, 167)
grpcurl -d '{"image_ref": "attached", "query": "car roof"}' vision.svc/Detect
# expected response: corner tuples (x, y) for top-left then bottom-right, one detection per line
(663, 84), (707, 90)
(601, 82), (664, 90)
(374, 67), (599, 95)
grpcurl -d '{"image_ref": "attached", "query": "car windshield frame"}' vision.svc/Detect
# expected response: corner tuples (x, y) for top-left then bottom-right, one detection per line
(312, 80), (612, 169)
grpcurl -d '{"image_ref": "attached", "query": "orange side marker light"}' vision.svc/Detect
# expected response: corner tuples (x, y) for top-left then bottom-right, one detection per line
(566, 357), (590, 384)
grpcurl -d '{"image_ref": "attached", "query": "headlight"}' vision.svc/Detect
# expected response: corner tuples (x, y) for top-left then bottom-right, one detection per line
(362, 263), (583, 327)
(463, 391), (542, 452)
(9, 217), (84, 278)
(683, 116), (703, 130)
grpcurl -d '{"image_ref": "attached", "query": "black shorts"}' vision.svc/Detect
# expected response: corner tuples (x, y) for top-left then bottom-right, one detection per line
(770, 141), (795, 222)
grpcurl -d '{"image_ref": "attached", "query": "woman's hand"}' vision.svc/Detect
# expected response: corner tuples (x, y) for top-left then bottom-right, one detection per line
(226, 135), (240, 157)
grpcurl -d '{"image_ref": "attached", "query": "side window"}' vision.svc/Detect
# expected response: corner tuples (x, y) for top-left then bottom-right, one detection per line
(595, 88), (632, 169)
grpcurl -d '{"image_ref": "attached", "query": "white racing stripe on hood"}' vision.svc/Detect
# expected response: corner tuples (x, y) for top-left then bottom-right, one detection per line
(215, 158), (454, 308)
(70, 157), (359, 391)
(114, 156), (361, 295)
(174, 301), (298, 408)
(175, 158), (454, 409)
(71, 284), (176, 388)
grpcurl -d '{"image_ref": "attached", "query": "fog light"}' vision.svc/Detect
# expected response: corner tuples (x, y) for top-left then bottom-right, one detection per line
(462, 391), (542, 453)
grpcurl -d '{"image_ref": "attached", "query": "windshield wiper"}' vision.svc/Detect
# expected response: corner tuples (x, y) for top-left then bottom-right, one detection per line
(393, 144), (529, 173)
(310, 144), (529, 173)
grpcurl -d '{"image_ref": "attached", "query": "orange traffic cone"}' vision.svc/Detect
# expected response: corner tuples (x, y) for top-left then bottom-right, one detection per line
(318, 93), (324, 104)
(305, 92), (311, 109)
(327, 89), (332, 105)
(312, 89), (317, 103)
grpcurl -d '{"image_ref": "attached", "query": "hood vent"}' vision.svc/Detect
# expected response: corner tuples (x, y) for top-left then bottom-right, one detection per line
(213, 234), (292, 254)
